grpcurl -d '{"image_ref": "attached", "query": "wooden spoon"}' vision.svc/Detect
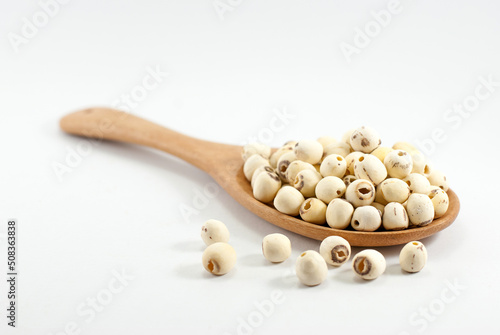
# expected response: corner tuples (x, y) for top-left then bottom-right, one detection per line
(60, 107), (460, 246)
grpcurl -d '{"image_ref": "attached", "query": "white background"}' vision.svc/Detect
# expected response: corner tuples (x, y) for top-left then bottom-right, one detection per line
(1, 0), (500, 334)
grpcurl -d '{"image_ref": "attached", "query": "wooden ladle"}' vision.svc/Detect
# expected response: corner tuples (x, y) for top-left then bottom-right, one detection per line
(60, 107), (460, 246)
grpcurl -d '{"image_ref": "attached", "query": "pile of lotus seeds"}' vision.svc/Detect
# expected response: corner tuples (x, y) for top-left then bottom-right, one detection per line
(200, 219), (427, 285)
(242, 126), (450, 231)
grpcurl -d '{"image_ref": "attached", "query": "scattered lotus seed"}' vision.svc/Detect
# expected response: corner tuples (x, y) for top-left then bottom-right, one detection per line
(399, 241), (427, 273)
(384, 150), (413, 179)
(406, 194), (435, 227)
(345, 179), (376, 208)
(320, 154), (347, 178)
(351, 206), (382, 232)
(353, 154), (388, 186)
(299, 198), (327, 224)
(202, 242), (236, 276)
(319, 236), (351, 266)
(315, 176), (346, 204)
(273, 186), (305, 216)
(294, 140), (323, 165)
(382, 202), (409, 230)
(262, 233), (292, 263)
(201, 219), (230, 246)
(352, 249), (386, 280)
(295, 250), (328, 286)
(350, 126), (381, 153)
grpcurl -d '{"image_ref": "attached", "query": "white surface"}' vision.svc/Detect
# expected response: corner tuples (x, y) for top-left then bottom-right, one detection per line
(1, 1), (499, 334)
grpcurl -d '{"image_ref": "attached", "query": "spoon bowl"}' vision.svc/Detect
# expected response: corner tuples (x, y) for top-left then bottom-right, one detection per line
(60, 107), (460, 246)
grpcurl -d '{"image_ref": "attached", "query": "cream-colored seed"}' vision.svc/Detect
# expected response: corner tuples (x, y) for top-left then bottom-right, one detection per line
(300, 198), (327, 224)
(343, 175), (358, 187)
(319, 236), (351, 266)
(392, 141), (420, 155)
(406, 194), (435, 226)
(286, 160), (316, 184)
(326, 199), (354, 229)
(341, 128), (356, 145)
(253, 171), (282, 203)
(269, 146), (293, 168)
(315, 176), (346, 203)
(428, 186), (449, 218)
(345, 179), (376, 208)
(201, 219), (230, 246)
(352, 249), (386, 280)
(410, 151), (431, 175)
(427, 170), (449, 192)
(375, 184), (388, 206)
(262, 233), (292, 263)
(354, 154), (388, 186)
(351, 206), (382, 231)
(344, 152), (364, 175)
(241, 143), (271, 161)
(350, 126), (381, 153)
(294, 170), (322, 198)
(371, 202), (385, 216)
(323, 141), (352, 158)
(384, 150), (413, 179)
(320, 154), (347, 178)
(294, 140), (323, 164)
(403, 173), (431, 195)
(251, 166), (276, 188)
(379, 178), (410, 203)
(202, 242), (236, 276)
(317, 136), (337, 149)
(276, 151), (297, 181)
(273, 186), (305, 216)
(382, 202), (409, 230)
(295, 250), (328, 286)
(370, 146), (393, 163)
(399, 241), (427, 273)
(244, 154), (270, 181)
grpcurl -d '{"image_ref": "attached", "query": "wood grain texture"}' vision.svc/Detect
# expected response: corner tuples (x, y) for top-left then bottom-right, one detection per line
(60, 107), (460, 246)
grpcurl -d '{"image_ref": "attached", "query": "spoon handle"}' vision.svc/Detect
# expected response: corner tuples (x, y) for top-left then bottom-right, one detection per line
(60, 107), (235, 173)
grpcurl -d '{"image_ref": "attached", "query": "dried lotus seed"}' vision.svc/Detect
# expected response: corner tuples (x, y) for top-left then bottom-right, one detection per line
(352, 249), (386, 280)
(399, 241), (427, 273)
(319, 236), (351, 266)
(202, 242), (236, 276)
(201, 219), (230, 246)
(262, 233), (292, 263)
(295, 250), (328, 286)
